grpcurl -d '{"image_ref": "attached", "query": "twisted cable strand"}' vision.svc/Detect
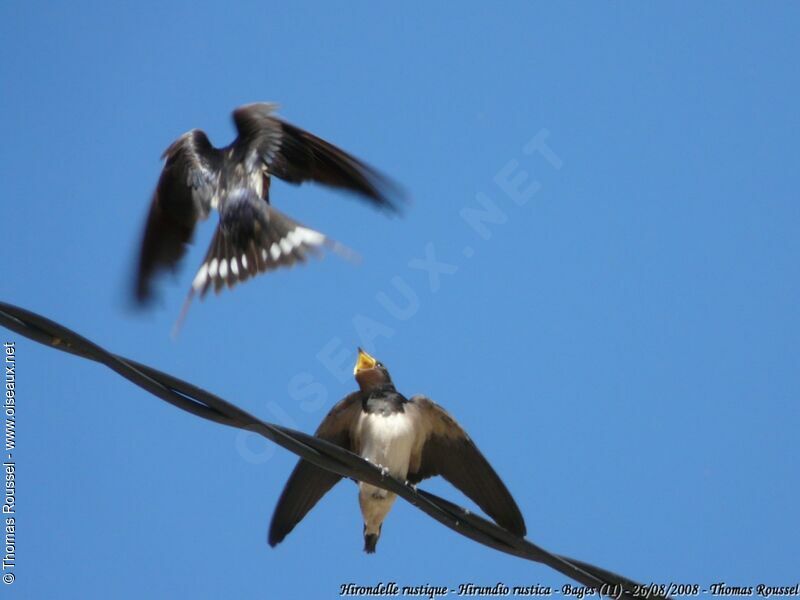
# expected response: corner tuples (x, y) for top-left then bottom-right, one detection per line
(0, 301), (669, 599)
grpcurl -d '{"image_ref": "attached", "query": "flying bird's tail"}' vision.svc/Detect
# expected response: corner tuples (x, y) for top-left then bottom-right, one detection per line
(172, 189), (356, 333)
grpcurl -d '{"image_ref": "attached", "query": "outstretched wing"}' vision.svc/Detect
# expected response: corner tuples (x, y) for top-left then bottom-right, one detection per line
(232, 103), (402, 211)
(268, 393), (362, 547)
(135, 130), (222, 303)
(407, 395), (527, 536)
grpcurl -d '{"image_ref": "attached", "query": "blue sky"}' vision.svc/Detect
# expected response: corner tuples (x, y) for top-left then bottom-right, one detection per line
(1, 2), (799, 598)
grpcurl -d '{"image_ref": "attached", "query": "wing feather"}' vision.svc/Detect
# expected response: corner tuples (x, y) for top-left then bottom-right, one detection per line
(268, 393), (362, 546)
(232, 103), (402, 212)
(135, 130), (221, 303)
(407, 395), (527, 536)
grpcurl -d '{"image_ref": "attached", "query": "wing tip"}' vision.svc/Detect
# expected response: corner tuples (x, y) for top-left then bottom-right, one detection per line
(132, 277), (152, 307)
(267, 530), (284, 548)
(507, 515), (527, 538)
(493, 487), (527, 537)
(268, 515), (297, 548)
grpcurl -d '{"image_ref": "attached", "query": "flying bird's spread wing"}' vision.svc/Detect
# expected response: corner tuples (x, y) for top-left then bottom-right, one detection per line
(188, 189), (348, 298)
(268, 393), (362, 547)
(135, 130), (222, 303)
(232, 103), (402, 212)
(135, 103), (404, 315)
(407, 395), (527, 537)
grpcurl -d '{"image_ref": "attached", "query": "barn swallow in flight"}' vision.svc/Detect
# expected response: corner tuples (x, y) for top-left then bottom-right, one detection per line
(268, 349), (526, 553)
(134, 103), (401, 322)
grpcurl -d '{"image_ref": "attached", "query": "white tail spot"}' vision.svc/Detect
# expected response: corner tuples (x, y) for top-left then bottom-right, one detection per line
(208, 258), (219, 279)
(294, 226), (326, 246)
(192, 264), (208, 291)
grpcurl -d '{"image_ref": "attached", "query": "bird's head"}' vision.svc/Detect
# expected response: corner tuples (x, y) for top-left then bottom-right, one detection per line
(353, 348), (392, 392)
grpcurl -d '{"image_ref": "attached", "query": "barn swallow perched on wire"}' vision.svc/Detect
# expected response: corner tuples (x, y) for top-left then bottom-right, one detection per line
(133, 103), (401, 325)
(268, 349), (526, 553)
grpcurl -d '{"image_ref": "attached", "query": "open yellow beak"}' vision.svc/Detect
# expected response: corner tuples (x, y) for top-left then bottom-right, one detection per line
(354, 347), (378, 374)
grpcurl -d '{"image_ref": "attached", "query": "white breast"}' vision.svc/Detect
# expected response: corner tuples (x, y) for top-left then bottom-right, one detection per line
(357, 412), (416, 479)
(249, 169), (264, 198)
